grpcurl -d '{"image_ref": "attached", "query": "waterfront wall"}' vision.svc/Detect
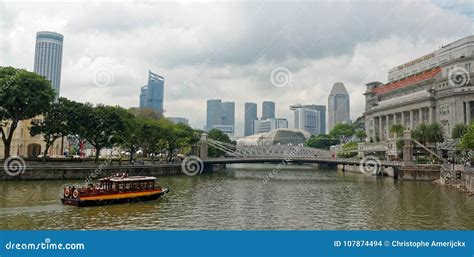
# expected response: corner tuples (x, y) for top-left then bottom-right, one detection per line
(0, 160), (185, 180)
(337, 163), (440, 181)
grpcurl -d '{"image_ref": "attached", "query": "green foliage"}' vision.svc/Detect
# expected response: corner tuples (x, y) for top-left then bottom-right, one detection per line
(329, 123), (355, 143)
(452, 123), (469, 139)
(342, 141), (358, 151)
(460, 122), (474, 150)
(208, 128), (232, 157)
(355, 129), (367, 142)
(0, 67), (55, 157)
(29, 98), (76, 161)
(337, 151), (357, 158)
(412, 123), (444, 145)
(390, 124), (405, 137)
(304, 134), (339, 150)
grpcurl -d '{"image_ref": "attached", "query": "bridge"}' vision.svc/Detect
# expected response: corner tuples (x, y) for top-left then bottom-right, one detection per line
(196, 136), (403, 169)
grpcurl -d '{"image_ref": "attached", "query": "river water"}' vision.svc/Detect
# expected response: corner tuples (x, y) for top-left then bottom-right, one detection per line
(0, 164), (473, 230)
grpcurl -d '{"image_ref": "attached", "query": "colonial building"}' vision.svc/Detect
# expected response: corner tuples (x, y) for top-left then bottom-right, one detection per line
(364, 35), (474, 143)
(0, 118), (64, 159)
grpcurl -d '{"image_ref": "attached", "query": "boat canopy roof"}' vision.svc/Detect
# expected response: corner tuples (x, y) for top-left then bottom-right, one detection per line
(99, 176), (156, 182)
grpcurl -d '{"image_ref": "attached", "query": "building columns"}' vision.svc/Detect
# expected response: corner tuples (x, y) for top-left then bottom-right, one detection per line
(428, 106), (433, 124)
(409, 110), (414, 130)
(401, 112), (405, 128)
(419, 108), (423, 125)
(467, 101), (472, 124)
(379, 116), (383, 141)
(386, 115), (390, 140)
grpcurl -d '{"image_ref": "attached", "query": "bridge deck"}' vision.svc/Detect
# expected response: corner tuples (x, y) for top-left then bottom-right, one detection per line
(203, 157), (403, 167)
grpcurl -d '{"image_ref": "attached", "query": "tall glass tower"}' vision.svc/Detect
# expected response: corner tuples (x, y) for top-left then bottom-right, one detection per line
(328, 82), (350, 131)
(262, 101), (275, 120)
(244, 102), (257, 136)
(143, 71), (164, 113)
(33, 31), (64, 99)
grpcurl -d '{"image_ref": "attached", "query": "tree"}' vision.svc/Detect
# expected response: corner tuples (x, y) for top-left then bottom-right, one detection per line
(78, 105), (126, 163)
(459, 122), (474, 150)
(128, 107), (163, 120)
(207, 128), (232, 157)
(452, 123), (468, 139)
(0, 67), (55, 158)
(114, 108), (141, 163)
(304, 134), (339, 150)
(426, 123), (444, 144)
(355, 129), (367, 142)
(29, 98), (75, 161)
(412, 124), (429, 145)
(390, 124), (405, 138)
(412, 123), (444, 146)
(329, 123), (355, 143)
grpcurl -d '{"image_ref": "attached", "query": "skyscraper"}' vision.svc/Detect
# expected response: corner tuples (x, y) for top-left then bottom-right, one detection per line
(244, 102), (257, 136)
(139, 85), (147, 108)
(262, 101), (275, 120)
(142, 71), (164, 113)
(222, 102), (235, 134)
(290, 104), (326, 135)
(206, 99), (235, 136)
(33, 31), (64, 99)
(206, 99), (223, 131)
(328, 82), (350, 131)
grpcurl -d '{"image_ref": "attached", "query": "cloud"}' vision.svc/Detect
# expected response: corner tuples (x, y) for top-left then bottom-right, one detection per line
(0, 1), (473, 135)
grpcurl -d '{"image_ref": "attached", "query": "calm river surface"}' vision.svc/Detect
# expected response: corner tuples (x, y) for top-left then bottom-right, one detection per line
(0, 164), (473, 230)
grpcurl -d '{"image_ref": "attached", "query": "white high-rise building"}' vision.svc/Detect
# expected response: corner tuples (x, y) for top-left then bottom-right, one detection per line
(33, 31), (64, 99)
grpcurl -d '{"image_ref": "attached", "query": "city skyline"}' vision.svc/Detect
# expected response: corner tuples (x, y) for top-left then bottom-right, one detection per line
(1, 2), (473, 135)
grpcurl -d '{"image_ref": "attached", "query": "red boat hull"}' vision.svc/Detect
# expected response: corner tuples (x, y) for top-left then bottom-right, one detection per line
(61, 189), (169, 207)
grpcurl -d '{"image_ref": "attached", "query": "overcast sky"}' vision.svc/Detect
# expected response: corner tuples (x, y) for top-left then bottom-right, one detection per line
(1, 0), (473, 136)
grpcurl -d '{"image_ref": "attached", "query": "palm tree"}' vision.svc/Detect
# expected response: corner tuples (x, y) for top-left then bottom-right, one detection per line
(452, 123), (468, 139)
(412, 124), (429, 145)
(390, 124), (405, 138)
(427, 123), (444, 144)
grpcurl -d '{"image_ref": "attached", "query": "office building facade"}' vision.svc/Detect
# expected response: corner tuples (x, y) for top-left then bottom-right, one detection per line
(254, 118), (288, 134)
(244, 102), (258, 136)
(328, 82), (351, 131)
(262, 101), (275, 120)
(33, 31), (64, 99)
(290, 104), (326, 135)
(206, 99), (235, 136)
(141, 71), (164, 113)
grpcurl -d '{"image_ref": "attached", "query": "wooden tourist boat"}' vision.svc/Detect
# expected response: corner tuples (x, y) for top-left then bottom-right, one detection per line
(61, 173), (169, 207)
